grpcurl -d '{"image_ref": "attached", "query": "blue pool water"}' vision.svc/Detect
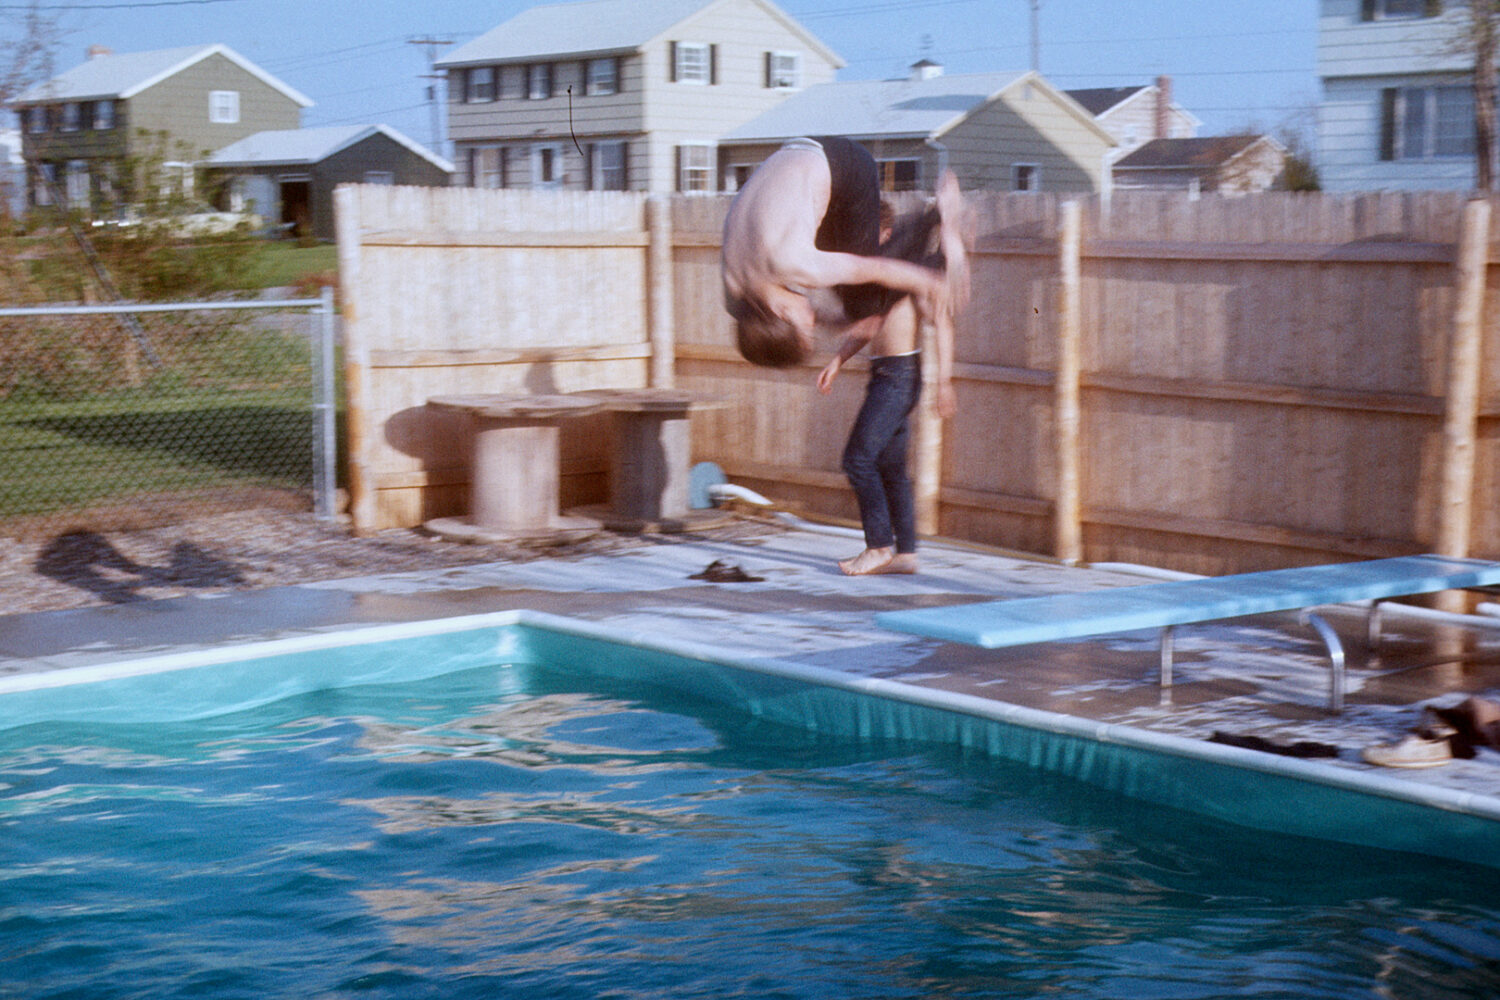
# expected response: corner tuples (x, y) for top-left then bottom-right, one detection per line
(2, 655), (1499, 999)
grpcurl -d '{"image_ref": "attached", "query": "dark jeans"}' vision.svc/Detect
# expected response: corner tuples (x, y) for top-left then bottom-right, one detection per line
(841, 353), (922, 553)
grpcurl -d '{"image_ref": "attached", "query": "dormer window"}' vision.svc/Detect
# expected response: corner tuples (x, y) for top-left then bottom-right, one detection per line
(674, 42), (710, 84)
(767, 51), (800, 89)
(209, 90), (240, 124)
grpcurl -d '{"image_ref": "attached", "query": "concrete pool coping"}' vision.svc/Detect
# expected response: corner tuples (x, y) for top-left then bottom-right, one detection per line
(3, 522), (1499, 858)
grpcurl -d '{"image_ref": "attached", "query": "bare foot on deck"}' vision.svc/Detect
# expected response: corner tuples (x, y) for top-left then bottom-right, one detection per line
(839, 548), (918, 576)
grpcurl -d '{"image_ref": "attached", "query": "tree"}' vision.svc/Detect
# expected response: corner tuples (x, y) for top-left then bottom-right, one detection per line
(1469, 1), (1499, 190)
(0, 1), (59, 108)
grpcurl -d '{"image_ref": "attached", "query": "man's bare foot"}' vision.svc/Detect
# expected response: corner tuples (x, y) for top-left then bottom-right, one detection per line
(878, 553), (918, 575)
(839, 547), (894, 575)
(838, 548), (918, 576)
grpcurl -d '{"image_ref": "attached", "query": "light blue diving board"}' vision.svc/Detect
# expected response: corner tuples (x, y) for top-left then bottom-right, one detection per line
(878, 555), (1500, 713)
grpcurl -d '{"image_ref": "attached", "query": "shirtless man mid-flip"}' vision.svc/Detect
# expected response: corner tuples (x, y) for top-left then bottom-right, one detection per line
(721, 135), (966, 368)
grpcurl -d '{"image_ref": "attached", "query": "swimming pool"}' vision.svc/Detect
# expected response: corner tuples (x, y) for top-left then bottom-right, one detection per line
(2, 612), (1499, 998)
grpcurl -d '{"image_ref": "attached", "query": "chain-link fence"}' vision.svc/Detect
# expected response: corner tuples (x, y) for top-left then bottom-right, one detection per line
(0, 292), (337, 539)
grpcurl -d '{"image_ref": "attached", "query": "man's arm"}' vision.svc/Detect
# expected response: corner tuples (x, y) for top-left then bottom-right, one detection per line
(817, 314), (881, 393)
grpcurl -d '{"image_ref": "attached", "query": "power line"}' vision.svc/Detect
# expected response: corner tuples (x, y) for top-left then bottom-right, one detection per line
(0, 0), (246, 8)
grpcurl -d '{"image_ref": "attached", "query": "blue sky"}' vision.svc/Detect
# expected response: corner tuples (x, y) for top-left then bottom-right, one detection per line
(24, 0), (1319, 151)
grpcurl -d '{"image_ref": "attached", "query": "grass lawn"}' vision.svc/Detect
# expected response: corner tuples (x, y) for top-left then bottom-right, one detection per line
(239, 242), (339, 291)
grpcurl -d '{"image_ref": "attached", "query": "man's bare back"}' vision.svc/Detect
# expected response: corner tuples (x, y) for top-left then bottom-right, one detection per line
(721, 138), (950, 357)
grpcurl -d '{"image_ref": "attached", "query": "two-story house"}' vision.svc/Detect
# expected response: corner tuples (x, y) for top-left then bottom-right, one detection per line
(1318, 0), (1477, 191)
(719, 64), (1117, 194)
(1066, 76), (1200, 158)
(14, 43), (310, 212)
(435, 0), (842, 193)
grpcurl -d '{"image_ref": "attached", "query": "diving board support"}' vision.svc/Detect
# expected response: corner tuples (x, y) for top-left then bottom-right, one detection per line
(1157, 614), (1346, 713)
(1159, 626), (1173, 705)
(1300, 611), (1346, 715)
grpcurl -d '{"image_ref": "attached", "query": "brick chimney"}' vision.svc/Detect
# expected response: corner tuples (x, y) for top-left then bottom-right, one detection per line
(1155, 74), (1172, 139)
(87, 45), (113, 60)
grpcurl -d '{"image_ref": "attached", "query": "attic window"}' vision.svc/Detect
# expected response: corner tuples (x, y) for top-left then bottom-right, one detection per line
(767, 51), (800, 89)
(209, 90), (240, 124)
(674, 42), (710, 84)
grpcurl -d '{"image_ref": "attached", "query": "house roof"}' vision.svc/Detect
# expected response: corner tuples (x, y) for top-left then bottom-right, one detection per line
(436, 0), (841, 68)
(1114, 135), (1279, 171)
(1065, 86), (1147, 117)
(721, 70), (1114, 145)
(206, 124), (453, 173)
(15, 43), (313, 107)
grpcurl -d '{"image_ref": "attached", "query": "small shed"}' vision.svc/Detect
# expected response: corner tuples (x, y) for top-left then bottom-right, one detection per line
(205, 124), (452, 239)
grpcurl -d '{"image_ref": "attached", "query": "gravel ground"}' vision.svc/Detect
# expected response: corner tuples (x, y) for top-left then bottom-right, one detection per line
(0, 508), (785, 615)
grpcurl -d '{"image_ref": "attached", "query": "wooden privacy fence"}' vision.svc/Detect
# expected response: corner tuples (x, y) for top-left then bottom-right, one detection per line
(338, 184), (1500, 577)
(335, 185), (675, 531)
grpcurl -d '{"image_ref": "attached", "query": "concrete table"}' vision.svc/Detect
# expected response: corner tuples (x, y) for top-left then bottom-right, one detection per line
(568, 388), (734, 533)
(423, 393), (606, 544)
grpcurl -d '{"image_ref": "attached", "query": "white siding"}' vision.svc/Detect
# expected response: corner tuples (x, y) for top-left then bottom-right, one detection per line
(444, 0), (841, 193)
(1316, 0), (1479, 190)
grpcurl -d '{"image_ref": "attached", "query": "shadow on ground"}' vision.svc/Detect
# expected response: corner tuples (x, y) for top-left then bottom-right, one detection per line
(34, 529), (246, 604)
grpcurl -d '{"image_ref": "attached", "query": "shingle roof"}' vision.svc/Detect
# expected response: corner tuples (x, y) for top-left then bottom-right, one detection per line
(1064, 86), (1147, 117)
(206, 124), (452, 172)
(436, 0), (838, 67)
(15, 43), (312, 107)
(1114, 135), (1268, 170)
(721, 71), (1035, 143)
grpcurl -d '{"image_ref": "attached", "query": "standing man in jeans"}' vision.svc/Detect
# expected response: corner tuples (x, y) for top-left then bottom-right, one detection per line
(816, 188), (965, 576)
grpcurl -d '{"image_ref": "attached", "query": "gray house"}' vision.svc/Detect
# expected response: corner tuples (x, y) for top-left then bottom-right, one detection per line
(13, 43), (310, 213)
(720, 65), (1117, 194)
(435, 0), (842, 193)
(1318, 0), (1474, 191)
(205, 125), (453, 240)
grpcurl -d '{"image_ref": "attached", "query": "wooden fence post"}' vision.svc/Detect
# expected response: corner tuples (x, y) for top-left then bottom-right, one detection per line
(334, 184), (375, 535)
(1054, 199), (1084, 564)
(647, 194), (676, 389)
(1436, 197), (1490, 563)
(915, 321), (944, 536)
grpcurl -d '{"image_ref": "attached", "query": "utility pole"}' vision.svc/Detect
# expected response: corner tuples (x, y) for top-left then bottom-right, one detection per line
(408, 36), (453, 155)
(1029, 0), (1041, 73)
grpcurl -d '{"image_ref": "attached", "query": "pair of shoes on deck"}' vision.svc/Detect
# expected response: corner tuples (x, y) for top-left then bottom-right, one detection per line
(1361, 732), (1453, 769)
(1361, 711), (1461, 769)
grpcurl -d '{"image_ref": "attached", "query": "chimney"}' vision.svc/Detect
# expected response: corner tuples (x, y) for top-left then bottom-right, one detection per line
(87, 45), (113, 60)
(1155, 74), (1172, 139)
(910, 58), (943, 81)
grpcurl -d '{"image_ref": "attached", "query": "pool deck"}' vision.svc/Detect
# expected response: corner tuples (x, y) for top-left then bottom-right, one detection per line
(3, 520), (1499, 809)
